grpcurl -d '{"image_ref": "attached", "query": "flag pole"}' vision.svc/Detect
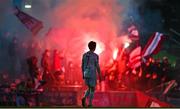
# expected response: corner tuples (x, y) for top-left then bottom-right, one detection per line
(168, 28), (180, 46)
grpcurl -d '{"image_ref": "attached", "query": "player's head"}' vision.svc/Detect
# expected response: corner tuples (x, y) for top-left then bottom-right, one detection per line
(88, 41), (96, 52)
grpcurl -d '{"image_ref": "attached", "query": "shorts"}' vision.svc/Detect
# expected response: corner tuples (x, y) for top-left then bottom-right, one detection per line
(84, 78), (97, 87)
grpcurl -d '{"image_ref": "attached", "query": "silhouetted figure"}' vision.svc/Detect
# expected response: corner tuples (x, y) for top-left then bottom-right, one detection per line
(81, 41), (102, 107)
(27, 56), (44, 90)
(41, 49), (53, 81)
(52, 50), (61, 72)
(27, 56), (39, 83)
(52, 49), (64, 81)
(161, 57), (171, 82)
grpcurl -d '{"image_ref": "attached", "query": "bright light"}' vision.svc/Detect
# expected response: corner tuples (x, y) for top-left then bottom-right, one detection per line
(95, 42), (104, 54)
(83, 33), (105, 55)
(124, 42), (130, 48)
(25, 5), (31, 9)
(113, 48), (119, 60)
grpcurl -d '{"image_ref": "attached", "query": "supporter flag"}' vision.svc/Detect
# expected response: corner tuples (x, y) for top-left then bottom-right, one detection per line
(14, 7), (43, 35)
(128, 25), (139, 41)
(142, 32), (165, 58)
(128, 46), (142, 69)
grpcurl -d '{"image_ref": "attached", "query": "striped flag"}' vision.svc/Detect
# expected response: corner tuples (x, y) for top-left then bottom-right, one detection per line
(142, 32), (165, 58)
(14, 7), (43, 35)
(128, 46), (142, 69)
(128, 25), (139, 41)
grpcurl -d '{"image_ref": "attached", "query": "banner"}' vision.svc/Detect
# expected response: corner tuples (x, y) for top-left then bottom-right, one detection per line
(128, 46), (142, 69)
(14, 7), (43, 35)
(142, 32), (165, 58)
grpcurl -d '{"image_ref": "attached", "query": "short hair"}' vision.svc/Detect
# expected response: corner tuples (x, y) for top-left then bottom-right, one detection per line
(88, 41), (96, 51)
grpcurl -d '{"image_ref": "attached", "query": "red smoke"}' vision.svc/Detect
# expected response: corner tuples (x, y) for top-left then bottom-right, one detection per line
(44, 0), (132, 68)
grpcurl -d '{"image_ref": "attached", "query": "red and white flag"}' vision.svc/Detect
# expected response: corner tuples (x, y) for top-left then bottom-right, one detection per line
(128, 46), (142, 69)
(14, 7), (43, 35)
(128, 25), (139, 41)
(142, 32), (165, 58)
